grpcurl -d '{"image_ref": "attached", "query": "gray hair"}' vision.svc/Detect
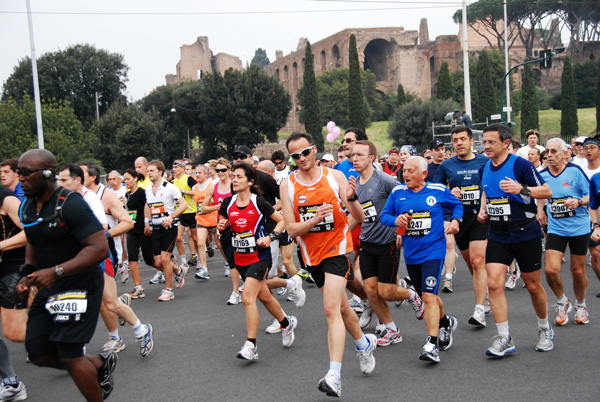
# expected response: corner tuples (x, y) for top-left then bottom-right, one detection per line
(108, 170), (123, 181)
(406, 156), (428, 173)
(546, 138), (568, 152)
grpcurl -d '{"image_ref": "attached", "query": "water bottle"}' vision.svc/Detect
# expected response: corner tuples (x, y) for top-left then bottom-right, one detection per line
(396, 209), (414, 235)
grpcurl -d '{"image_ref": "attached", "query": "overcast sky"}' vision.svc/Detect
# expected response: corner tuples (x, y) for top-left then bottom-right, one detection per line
(2, 0), (472, 101)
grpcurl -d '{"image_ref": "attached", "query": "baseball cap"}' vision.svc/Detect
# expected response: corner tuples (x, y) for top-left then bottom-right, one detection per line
(429, 138), (445, 150)
(322, 153), (335, 162)
(575, 136), (588, 144)
(231, 145), (252, 158)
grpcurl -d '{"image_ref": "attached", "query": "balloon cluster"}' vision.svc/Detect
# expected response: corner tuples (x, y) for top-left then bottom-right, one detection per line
(326, 121), (341, 143)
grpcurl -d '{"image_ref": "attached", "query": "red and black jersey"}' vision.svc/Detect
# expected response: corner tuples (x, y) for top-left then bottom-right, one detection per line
(383, 162), (400, 176)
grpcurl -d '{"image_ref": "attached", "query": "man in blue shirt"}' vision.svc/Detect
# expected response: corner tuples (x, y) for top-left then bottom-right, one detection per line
(477, 123), (553, 357)
(381, 156), (462, 363)
(537, 138), (590, 326)
(0, 160), (26, 202)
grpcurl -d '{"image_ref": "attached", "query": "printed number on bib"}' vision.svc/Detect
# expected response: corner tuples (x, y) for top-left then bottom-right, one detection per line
(128, 209), (138, 223)
(549, 197), (575, 219)
(486, 197), (511, 222)
(45, 291), (88, 323)
(196, 203), (203, 214)
(460, 185), (480, 206)
(149, 202), (167, 219)
(360, 200), (378, 223)
(298, 204), (334, 232)
(232, 231), (257, 254)
(406, 211), (431, 237)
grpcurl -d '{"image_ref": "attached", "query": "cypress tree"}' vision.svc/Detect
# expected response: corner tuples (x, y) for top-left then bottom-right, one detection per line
(397, 84), (406, 106)
(299, 41), (324, 151)
(474, 51), (498, 123)
(520, 63), (539, 134)
(436, 62), (454, 100)
(561, 56), (578, 138)
(348, 34), (367, 131)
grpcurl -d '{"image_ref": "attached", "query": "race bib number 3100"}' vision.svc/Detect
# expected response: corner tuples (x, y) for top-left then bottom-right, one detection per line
(298, 204), (334, 232)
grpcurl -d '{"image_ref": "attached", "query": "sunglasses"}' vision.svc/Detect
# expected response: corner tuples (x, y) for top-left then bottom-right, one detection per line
(290, 146), (314, 160)
(215, 168), (229, 173)
(16, 167), (48, 177)
(273, 160), (285, 165)
(343, 138), (356, 144)
(232, 155), (247, 161)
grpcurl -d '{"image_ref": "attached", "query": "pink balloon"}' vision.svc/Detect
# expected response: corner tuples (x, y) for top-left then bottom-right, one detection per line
(327, 121), (336, 133)
(326, 133), (334, 143)
(332, 126), (341, 139)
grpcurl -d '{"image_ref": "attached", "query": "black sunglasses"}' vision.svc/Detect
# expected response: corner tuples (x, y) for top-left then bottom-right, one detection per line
(16, 167), (48, 177)
(343, 138), (356, 144)
(290, 146), (314, 160)
(215, 168), (229, 173)
(273, 160), (285, 165)
(232, 155), (248, 161)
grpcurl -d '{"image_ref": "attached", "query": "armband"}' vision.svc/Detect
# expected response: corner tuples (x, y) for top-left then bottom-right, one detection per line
(144, 218), (150, 223)
(593, 222), (600, 229)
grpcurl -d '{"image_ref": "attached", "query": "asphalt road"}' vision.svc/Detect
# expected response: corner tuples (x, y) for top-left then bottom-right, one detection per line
(5, 247), (600, 401)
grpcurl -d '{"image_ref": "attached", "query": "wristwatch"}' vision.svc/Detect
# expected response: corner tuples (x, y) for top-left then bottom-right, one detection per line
(269, 231), (280, 241)
(55, 265), (65, 278)
(520, 185), (531, 196)
(578, 199), (583, 206)
(347, 195), (358, 202)
(452, 217), (463, 224)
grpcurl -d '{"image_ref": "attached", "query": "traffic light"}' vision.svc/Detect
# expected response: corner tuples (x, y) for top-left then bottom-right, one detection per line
(539, 50), (552, 69)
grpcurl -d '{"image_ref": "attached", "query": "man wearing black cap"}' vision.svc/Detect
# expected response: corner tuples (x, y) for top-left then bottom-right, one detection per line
(231, 146), (279, 205)
(426, 138), (446, 182)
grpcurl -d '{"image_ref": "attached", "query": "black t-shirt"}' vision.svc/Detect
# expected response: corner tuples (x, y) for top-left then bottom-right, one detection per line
(427, 162), (441, 182)
(0, 187), (25, 265)
(219, 194), (276, 234)
(256, 171), (279, 206)
(126, 187), (147, 235)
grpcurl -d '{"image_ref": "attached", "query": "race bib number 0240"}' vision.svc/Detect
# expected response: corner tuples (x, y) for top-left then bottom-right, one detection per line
(45, 290), (88, 323)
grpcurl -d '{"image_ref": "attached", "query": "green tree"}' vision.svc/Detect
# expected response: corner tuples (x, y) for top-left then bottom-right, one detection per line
(574, 60), (599, 108)
(251, 48), (270, 69)
(436, 62), (454, 100)
(397, 84), (406, 106)
(2, 44), (128, 128)
(388, 98), (461, 148)
(298, 41), (324, 151)
(561, 56), (578, 137)
(348, 34), (367, 131)
(520, 63), (539, 134)
(474, 51), (499, 123)
(0, 96), (93, 166)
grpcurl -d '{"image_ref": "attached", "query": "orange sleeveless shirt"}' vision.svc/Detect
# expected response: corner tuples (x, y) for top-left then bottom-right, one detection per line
(194, 182), (218, 227)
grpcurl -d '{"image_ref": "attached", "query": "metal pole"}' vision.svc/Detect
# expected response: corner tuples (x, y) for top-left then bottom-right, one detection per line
(500, 58), (546, 123)
(96, 92), (100, 123)
(462, 0), (472, 117)
(187, 128), (191, 158)
(503, 0), (511, 122)
(26, 0), (44, 149)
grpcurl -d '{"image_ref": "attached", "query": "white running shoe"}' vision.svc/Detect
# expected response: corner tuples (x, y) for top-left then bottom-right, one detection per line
(103, 337), (126, 353)
(117, 293), (131, 326)
(505, 267), (521, 289)
(149, 271), (165, 284)
(468, 306), (486, 328)
(484, 293), (491, 314)
(408, 292), (425, 320)
(157, 288), (174, 302)
(486, 335), (516, 357)
(419, 339), (440, 363)
(374, 317), (385, 334)
(535, 325), (555, 352)
(175, 264), (188, 289)
(281, 316), (297, 347)
(224, 263), (231, 277)
(118, 262), (129, 284)
(0, 382), (27, 402)
(289, 276), (306, 308)
(574, 305), (590, 325)
(356, 333), (377, 374)
(265, 318), (281, 334)
(359, 301), (373, 329)
(195, 267), (210, 280)
(349, 297), (364, 314)
(227, 291), (242, 305)
(237, 341), (258, 361)
(318, 370), (341, 397)
(277, 287), (287, 296)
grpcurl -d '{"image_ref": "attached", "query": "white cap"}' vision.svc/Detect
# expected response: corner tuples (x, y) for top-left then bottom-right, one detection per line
(322, 153), (335, 161)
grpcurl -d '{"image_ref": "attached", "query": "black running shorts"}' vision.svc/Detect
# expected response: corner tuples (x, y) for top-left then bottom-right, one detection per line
(454, 212), (488, 251)
(307, 253), (354, 289)
(151, 226), (178, 255)
(359, 241), (400, 284)
(486, 237), (543, 273)
(546, 233), (589, 256)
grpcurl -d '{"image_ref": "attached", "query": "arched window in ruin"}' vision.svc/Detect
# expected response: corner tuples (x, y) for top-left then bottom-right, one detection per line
(363, 39), (392, 82)
(332, 45), (341, 68)
(430, 56), (436, 94)
(320, 50), (327, 71)
(283, 65), (289, 81)
(276, 69), (280, 80)
(292, 62), (299, 92)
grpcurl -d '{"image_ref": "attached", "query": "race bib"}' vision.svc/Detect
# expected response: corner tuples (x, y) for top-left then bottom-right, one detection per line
(549, 197), (575, 219)
(487, 197), (512, 222)
(196, 202), (203, 214)
(232, 230), (257, 254)
(128, 209), (137, 223)
(149, 202), (167, 219)
(45, 291), (88, 323)
(460, 185), (480, 206)
(298, 204), (334, 233)
(405, 211), (431, 237)
(360, 200), (378, 224)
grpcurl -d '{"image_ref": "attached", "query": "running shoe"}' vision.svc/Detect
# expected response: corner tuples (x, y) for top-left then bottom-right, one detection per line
(97, 351), (117, 400)
(356, 334), (377, 374)
(505, 266), (521, 289)
(574, 305), (589, 325)
(237, 341), (258, 361)
(137, 323), (154, 357)
(468, 306), (486, 328)
(535, 325), (555, 352)
(0, 382), (27, 402)
(289, 276), (306, 308)
(282, 316), (297, 347)
(318, 370), (341, 397)
(374, 317), (385, 334)
(226, 291), (242, 305)
(224, 263), (230, 277)
(486, 335), (516, 357)
(118, 262), (129, 284)
(377, 328), (402, 346)
(130, 287), (146, 299)
(276, 287), (287, 296)
(408, 292), (425, 320)
(349, 297), (364, 314)
(442, 277), (453, 293)
(103, 337), (126, 353)
(239, 282), (245, 293)
(265, 318), (281, 334)
(306, 274), (316, 285)
(419, 338), (440, 363)
(149, 271), (165, 284)
(195, 267), (210, 280)
(554, 299), (572, 326)
(175, 264), (188, 289)
(286, 295), (294, 302)
(158, 288), (174, 302)
(206, 244), (214, 258)
(117, 293), (131, 326)
(180, 261), (190, 273)
(438, 316), (457, 351)
(359, 301), (373, 328)
(484, 293), (491, 314)
(395, 280), (408, 307)
(297, 268), (309, 279)
(188, 254), (198, 266)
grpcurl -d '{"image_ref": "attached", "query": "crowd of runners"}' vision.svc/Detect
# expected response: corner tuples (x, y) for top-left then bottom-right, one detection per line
(0, 122), (599, 400)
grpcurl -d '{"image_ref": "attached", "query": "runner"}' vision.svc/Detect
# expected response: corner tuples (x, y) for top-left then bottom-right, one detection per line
(193, 164), (217, 280)
(0, 159), (26, 202)
(172, 160), (198, 270)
